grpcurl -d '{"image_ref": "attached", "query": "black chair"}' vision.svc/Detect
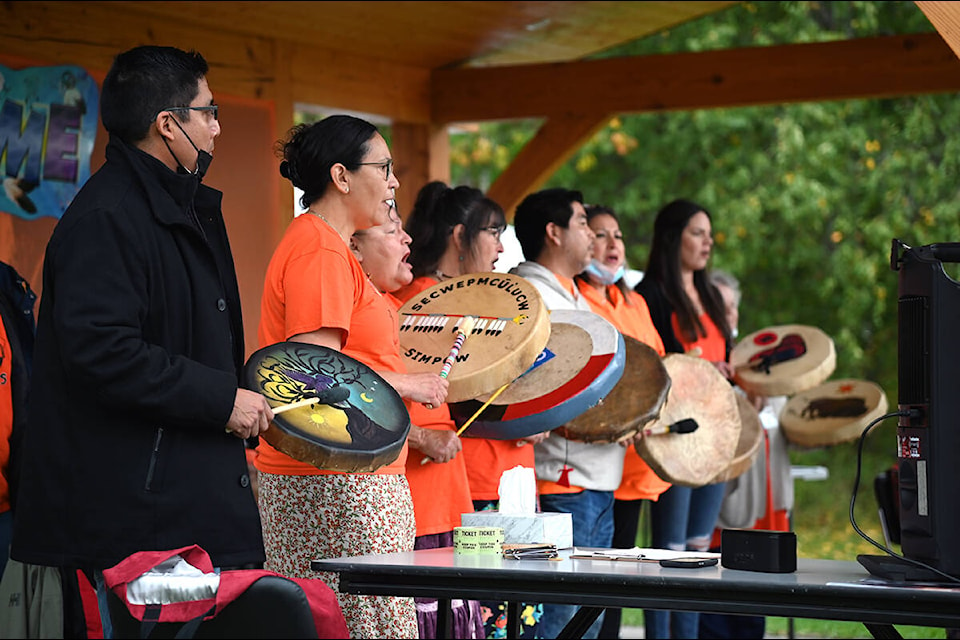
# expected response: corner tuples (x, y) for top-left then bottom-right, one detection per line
(107, 575), (319, 639)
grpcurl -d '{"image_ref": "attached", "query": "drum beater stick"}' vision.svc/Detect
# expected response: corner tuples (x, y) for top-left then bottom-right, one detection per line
(422, 379), (512, 464)
(421, 316), (478, 464)
(456, 382), (510, 437)
(270, 387), (351, 415)
(642, 418), (699, 437)
(439, 316), (478, 379)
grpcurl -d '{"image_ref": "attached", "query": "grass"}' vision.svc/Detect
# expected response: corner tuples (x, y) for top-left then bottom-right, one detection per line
(619, 424), (953, 638)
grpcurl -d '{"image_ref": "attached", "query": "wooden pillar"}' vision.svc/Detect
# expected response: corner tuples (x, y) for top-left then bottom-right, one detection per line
(487, 113), (611, 219)
(391, 122), (449, 221)
(273, 41), (296, 235)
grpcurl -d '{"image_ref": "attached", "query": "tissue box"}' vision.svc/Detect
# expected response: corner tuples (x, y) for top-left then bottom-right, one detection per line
(461, 511), (573, 549)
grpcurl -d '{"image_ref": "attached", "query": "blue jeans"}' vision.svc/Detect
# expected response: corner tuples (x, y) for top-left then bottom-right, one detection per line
(644, 482), (727, 639)
(94, 570), (114, 639)
(539, 490), (615, 640)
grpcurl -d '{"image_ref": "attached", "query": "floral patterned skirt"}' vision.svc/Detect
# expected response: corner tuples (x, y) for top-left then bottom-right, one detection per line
(259, 471), (417, 639)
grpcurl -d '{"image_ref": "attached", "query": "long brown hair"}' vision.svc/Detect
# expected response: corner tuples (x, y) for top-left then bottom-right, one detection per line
(643, 198), (731, 343)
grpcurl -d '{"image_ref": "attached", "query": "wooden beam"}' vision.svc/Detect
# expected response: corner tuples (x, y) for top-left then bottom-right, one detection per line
(0, 1), (431, 121)
(433, 32), (960, 123)
(287, 45), (431, 123)
(488, 113), (611, 220)
(0, 1), (277, 100)
(916, 1), (960, 61)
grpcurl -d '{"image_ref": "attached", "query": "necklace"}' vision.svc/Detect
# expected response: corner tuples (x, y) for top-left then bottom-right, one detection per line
(434, 270), (457, 281)
(307, 209), (332, 226)
(366, 273), (383, 297)
(307, 209), (346, 242)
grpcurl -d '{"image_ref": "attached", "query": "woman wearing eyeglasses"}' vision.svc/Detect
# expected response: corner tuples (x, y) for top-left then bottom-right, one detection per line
(256, 115), (448, 639)
(395, 181), (545, 639)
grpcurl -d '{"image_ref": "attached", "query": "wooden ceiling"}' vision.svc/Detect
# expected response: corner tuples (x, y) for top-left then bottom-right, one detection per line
(3, 1), (960, 216)
(92, 1), (740, 70)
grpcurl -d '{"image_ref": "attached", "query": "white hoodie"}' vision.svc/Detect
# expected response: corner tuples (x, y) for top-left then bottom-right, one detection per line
(510, 261), (626, 491)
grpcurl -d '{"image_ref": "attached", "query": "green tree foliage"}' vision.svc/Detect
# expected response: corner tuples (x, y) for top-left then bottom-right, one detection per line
(450, 2), (960, 559)
(450, 0), (958, 426)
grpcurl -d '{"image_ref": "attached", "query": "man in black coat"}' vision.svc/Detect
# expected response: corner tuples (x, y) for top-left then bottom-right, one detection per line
(9, 45), (273, 635)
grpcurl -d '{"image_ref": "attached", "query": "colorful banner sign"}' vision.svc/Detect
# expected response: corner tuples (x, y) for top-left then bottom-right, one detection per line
(0, 64), (98, 220)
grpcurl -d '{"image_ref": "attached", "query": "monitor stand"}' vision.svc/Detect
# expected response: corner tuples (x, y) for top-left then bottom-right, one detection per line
(857, 554), (956, 584)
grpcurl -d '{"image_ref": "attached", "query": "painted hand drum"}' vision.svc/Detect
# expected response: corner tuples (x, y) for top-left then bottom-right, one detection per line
(635, 353), (741, 487)
(243, 341), (410, 473)
(779, 378), (888, 448)
(731, 324), (836, 397)
(708, 392), (765, 484)
(398, 272), (551, 403)
(449, 309), (626, 440)
(556, 336), (671, 443)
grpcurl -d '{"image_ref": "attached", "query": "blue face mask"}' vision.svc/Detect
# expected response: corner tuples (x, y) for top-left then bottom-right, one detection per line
(585, 260), (625, 286)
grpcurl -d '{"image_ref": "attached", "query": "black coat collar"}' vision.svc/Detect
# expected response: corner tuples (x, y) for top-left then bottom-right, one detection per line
(104, 136), (220, 228)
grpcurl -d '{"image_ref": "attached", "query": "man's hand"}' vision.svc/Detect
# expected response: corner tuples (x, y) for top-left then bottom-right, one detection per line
(226, 388), (273, 439)
(410, 425), (462, 464)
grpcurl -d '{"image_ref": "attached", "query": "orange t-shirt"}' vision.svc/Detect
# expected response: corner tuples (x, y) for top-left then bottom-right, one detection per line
(577, 280), (671, 501)
(395, 276), (535, 503)
(256, 214), (408, 476)
(385, 291), (473, 536)
(0, 317), (12, 513)
(673, 311), (727, 363)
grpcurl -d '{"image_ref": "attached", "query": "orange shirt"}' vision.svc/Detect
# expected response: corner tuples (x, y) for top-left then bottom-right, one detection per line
(0, 317), (12, 513)
(577, 280), (671, 501)
(395, 276), (535, 503)
(674, 312), (727, 362)
(386, 291), (473, 536)
(256, 214), (408, 476)
(577, 282), (665, 356)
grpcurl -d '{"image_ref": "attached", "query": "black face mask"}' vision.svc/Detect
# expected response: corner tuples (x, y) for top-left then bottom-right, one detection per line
(163, 115), (213, 181)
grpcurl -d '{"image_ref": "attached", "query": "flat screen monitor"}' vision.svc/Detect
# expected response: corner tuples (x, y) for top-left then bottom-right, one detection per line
(891, 238), (960, 578)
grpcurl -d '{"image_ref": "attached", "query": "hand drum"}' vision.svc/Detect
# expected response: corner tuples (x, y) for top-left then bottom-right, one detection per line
(449, 309), (626, 440)
(244, 341), (410, 473)
(635, 353), (741, 487)
(779, 378), (888, 448)
(557, 336), (670, 443)
(398, 272), (551, 403)
(731, 324), (836, 397)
